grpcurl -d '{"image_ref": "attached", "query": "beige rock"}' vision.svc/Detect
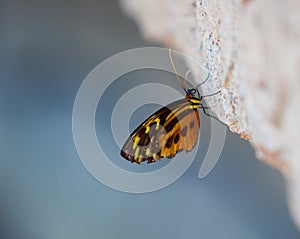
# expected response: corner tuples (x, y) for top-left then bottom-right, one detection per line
(121, 0), (300, 229)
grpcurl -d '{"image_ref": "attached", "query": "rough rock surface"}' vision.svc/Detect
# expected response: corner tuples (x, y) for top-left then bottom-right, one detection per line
(121, 0), (300, 229)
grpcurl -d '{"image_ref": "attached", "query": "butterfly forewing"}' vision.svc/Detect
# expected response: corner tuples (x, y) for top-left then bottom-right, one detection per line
(120, 97), (200, 164)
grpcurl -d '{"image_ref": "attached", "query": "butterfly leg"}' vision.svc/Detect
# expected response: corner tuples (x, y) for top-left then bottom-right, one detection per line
(201, 106), (214, 118)
(200, 105), (226, 125)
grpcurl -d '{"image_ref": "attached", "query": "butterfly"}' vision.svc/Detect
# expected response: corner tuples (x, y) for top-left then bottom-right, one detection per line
(120, 49), (221, 164)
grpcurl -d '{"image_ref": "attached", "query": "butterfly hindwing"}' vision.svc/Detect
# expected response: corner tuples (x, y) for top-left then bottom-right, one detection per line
(120, 98), (200, 164)
(160, 108), (200, 158)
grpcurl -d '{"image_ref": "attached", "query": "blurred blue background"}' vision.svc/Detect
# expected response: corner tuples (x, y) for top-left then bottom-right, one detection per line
(1, 1), (299, 238)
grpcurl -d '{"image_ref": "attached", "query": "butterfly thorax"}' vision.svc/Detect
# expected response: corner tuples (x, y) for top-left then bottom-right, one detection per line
(185, 92), (201, 109)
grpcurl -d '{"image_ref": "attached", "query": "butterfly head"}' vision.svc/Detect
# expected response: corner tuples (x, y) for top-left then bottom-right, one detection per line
(185, 88), (202, 108)
(185, 87), (201, 99)
(186, 88), (197, 96)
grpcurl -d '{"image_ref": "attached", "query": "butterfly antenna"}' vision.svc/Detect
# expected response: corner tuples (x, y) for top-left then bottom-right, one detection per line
(195, 73), (211, 91)
(169, 48), (186, 91)
(201, 90), (221, 99)
(184, 69), (191, 90)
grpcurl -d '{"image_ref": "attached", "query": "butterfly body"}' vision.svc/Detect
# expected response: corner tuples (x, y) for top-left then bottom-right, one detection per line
(120, 93), (202, 164)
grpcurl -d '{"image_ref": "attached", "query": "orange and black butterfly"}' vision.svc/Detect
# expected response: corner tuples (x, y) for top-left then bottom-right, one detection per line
(121, 49), (220, 164)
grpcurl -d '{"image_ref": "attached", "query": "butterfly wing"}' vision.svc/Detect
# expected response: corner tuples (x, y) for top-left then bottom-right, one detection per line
(120, 98), (200, 163)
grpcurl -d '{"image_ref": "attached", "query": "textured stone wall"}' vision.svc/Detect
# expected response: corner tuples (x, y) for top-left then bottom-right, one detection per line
(121, 0), (300, 229)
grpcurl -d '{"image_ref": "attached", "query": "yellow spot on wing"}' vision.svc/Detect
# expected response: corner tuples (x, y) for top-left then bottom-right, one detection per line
(133, 136), (140, 150)
(154, 118), (160, 129)
(134, 147), (139, 160)
(145, 125), (150, 133)
(146, 148), (151, 156)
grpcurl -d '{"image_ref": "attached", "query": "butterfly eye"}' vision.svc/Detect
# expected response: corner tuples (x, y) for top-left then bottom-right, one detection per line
(187, 89), (196, 95)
